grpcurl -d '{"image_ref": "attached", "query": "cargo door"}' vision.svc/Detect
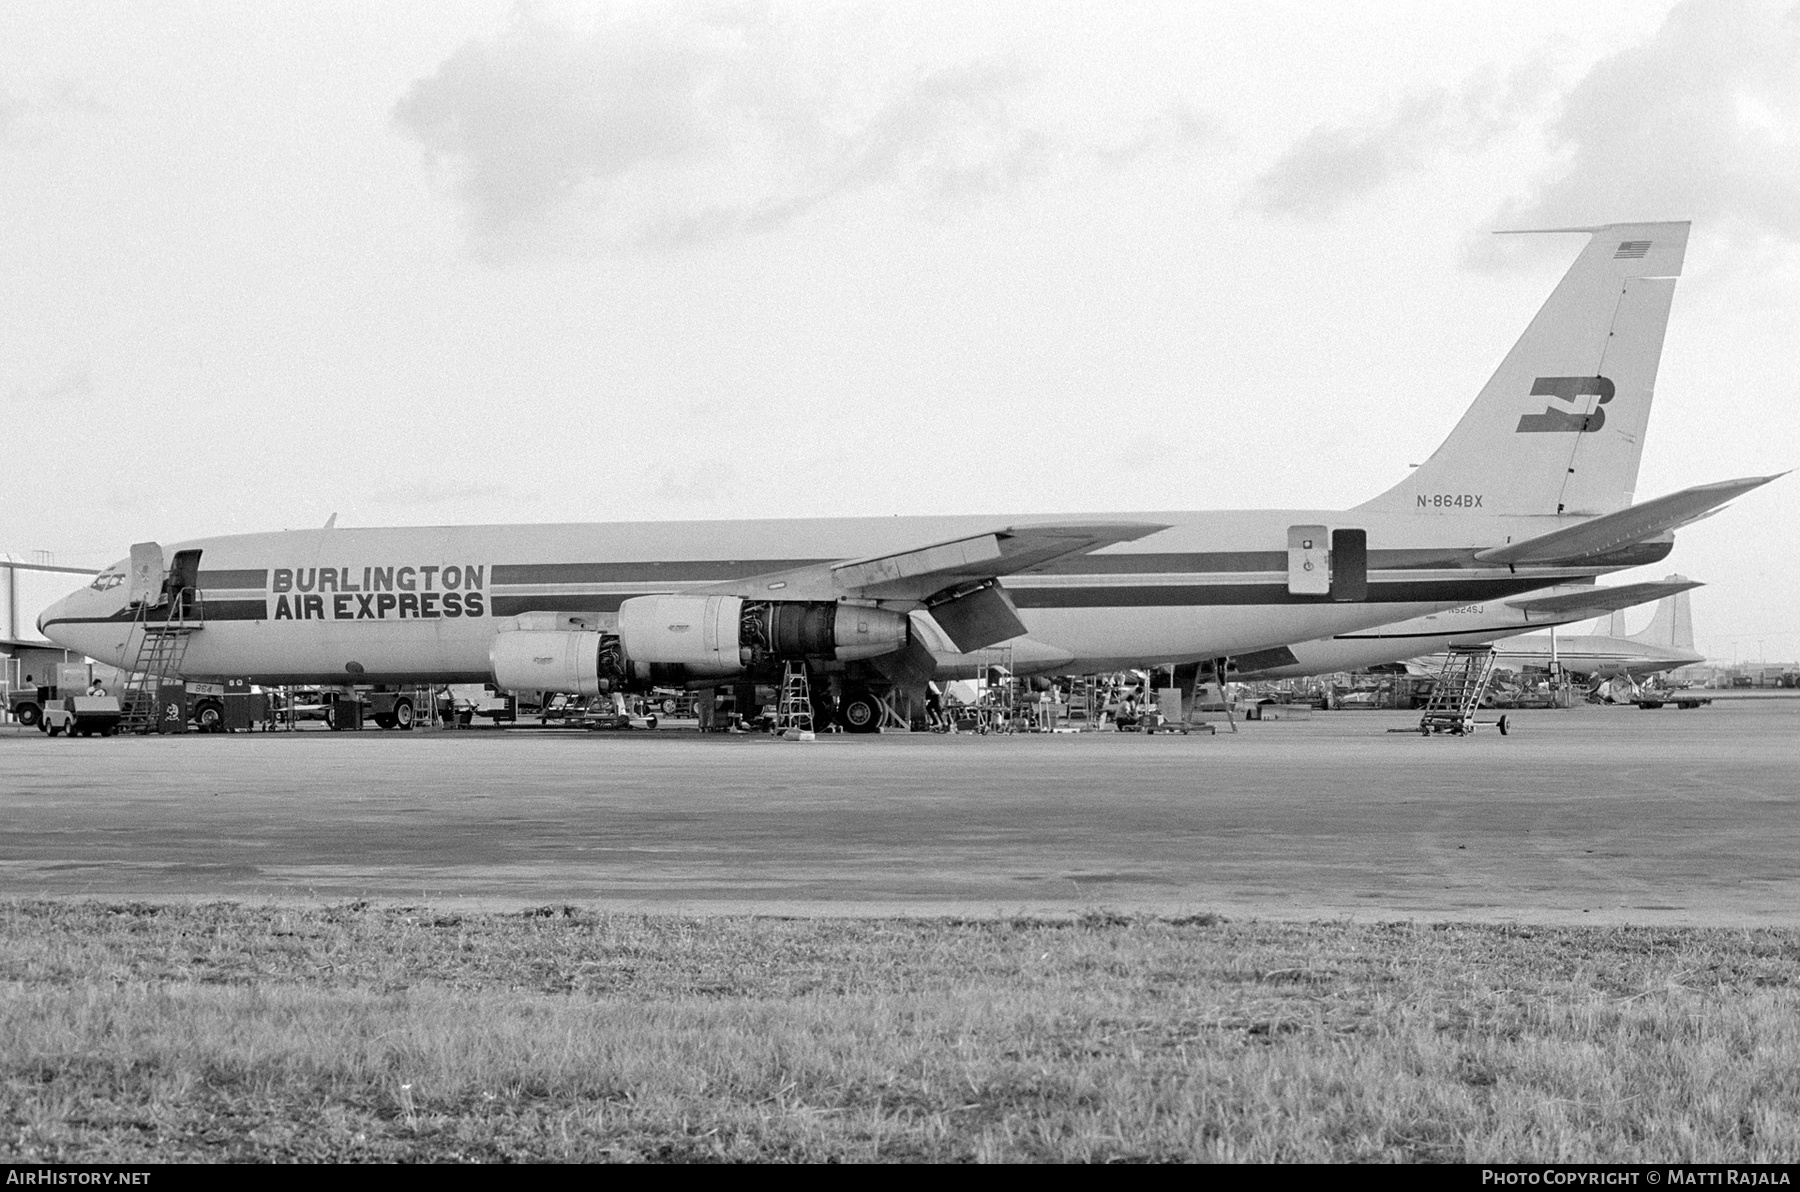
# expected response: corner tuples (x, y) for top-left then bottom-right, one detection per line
(167, 549), (202, 595)
(1330, 529), (1367, 601)
(167, 548), (203, 612)
(127, 542), (165, 606)
(1286, 525), (1329, 595)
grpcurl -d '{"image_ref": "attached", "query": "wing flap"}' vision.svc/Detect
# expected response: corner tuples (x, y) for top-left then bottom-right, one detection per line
(925, 582), (1028, 652)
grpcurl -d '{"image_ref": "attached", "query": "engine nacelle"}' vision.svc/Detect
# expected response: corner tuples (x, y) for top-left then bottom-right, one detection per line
(489, 629), (606, 695)
(615, 594), (744, 678)
(490, 600), (912, 694)
(616, 594), (909, 682)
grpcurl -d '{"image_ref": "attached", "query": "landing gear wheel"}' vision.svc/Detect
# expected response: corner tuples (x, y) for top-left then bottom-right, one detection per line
(393, 699), (414, 730)
(195, 702), (223, 733)
(840, 691), (883, 734)
(374, 715), (396, 730)
(1497, 715), (1510, 736)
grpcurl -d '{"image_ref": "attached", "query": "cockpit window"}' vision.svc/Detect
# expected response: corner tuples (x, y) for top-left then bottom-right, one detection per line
(90, 570), (125, 592)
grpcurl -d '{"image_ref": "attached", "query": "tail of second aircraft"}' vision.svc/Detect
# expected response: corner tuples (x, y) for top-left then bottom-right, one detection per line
(1620, 578), (1695, 649)
(1358, 221), (1690, 518)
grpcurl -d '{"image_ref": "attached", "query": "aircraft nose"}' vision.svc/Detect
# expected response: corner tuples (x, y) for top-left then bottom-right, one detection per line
(37, 592), (71, 640)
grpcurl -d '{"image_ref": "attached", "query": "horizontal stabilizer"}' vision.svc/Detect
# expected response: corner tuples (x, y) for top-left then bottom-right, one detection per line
(1474, 475), (1783, 565)
(1505, 578), (1702, 619)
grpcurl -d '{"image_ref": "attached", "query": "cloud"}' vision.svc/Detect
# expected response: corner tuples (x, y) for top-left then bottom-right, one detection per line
(1250, 65), (1551, 219)
(1489, 0), (1800, 245)
(1093, 99), (1219, 168)
(647, 458), (741, 503)
(0, 77), (110, 146)
(0, 86), (21, 143)
(369, 479), (524, 507)
(393, 7), (1052, 253)
(5, 365), (94, 406)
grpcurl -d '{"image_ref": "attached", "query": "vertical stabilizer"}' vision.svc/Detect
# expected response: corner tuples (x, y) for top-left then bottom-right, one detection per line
(1628, 576), (1694, 649)
(1358, 221), (1689, 517)
(1606, 610), (1628, 637)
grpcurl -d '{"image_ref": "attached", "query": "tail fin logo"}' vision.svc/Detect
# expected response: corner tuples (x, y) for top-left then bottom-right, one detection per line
(1517, 375), (1614, 434)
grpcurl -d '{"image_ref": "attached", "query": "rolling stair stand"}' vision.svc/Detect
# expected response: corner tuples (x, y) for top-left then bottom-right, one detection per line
(118, 580), (204, 734)
(1416, 644), (1508, 736)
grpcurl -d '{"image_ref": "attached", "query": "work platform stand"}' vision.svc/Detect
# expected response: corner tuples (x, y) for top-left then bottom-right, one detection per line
(118, 585), (203, 735)
(1185, 660), (1236, 734)
(1063, 676), (1102, 730)
(1414, 645), (1509, 736)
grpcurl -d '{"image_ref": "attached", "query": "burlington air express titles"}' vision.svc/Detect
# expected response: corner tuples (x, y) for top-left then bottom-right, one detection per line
(269, 564), (486, 621)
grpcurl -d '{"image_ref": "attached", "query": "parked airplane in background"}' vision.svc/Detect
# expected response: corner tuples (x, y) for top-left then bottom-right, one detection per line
(38, 221), (1781, 729)
(1232, 576), (1701, 680)
(1435, 582), (1706, 683)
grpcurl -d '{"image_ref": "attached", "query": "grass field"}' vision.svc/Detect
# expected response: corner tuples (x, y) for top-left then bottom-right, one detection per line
(4, 901), (1798, 1162)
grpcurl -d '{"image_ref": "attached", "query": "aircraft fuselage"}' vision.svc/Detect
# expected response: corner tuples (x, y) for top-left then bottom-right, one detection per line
(41, 508), (1670, 687)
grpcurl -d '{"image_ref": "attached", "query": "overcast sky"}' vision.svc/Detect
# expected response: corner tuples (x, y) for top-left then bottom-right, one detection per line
(3, 0), (1795, 659)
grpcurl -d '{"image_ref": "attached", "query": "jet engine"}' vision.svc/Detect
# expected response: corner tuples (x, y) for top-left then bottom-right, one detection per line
(615, 595), (908, 683)
(488, 596), (910, 692)
(489, 629), (607, 695)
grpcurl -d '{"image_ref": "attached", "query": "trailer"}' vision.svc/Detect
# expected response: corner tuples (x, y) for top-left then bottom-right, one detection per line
(1633, 695), (1712, 710)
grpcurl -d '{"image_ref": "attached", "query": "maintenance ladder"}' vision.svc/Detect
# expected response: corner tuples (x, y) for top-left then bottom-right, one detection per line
(118, 586), (203, 734)
(1418, 644), (1500, 736)
(774, 662), (814, 736)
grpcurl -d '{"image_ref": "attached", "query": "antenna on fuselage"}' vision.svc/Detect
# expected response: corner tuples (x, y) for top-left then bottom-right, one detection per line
(323, 513), (338, 530)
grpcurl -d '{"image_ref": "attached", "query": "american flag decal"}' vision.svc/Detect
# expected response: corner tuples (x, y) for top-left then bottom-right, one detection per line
(1615, 240), (1651, 259)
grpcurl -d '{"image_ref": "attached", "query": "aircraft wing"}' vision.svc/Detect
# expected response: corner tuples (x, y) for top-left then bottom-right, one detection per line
(1504, 578), (1702, 620)
(1474, 475), (1783, 566)
(690, 521), (1168, 651)
(831, 522), (1168, 599)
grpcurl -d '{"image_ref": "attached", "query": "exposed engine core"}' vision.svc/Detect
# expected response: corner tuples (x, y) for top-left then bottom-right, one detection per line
(489, 596), (910, 692)
(739, 600), (909, 665)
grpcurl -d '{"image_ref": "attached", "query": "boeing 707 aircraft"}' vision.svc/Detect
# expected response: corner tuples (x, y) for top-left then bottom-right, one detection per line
(39, 221), (1781, 729)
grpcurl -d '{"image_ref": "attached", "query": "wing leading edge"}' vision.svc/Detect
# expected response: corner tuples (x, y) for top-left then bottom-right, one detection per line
(690, 521), (1169, 651)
